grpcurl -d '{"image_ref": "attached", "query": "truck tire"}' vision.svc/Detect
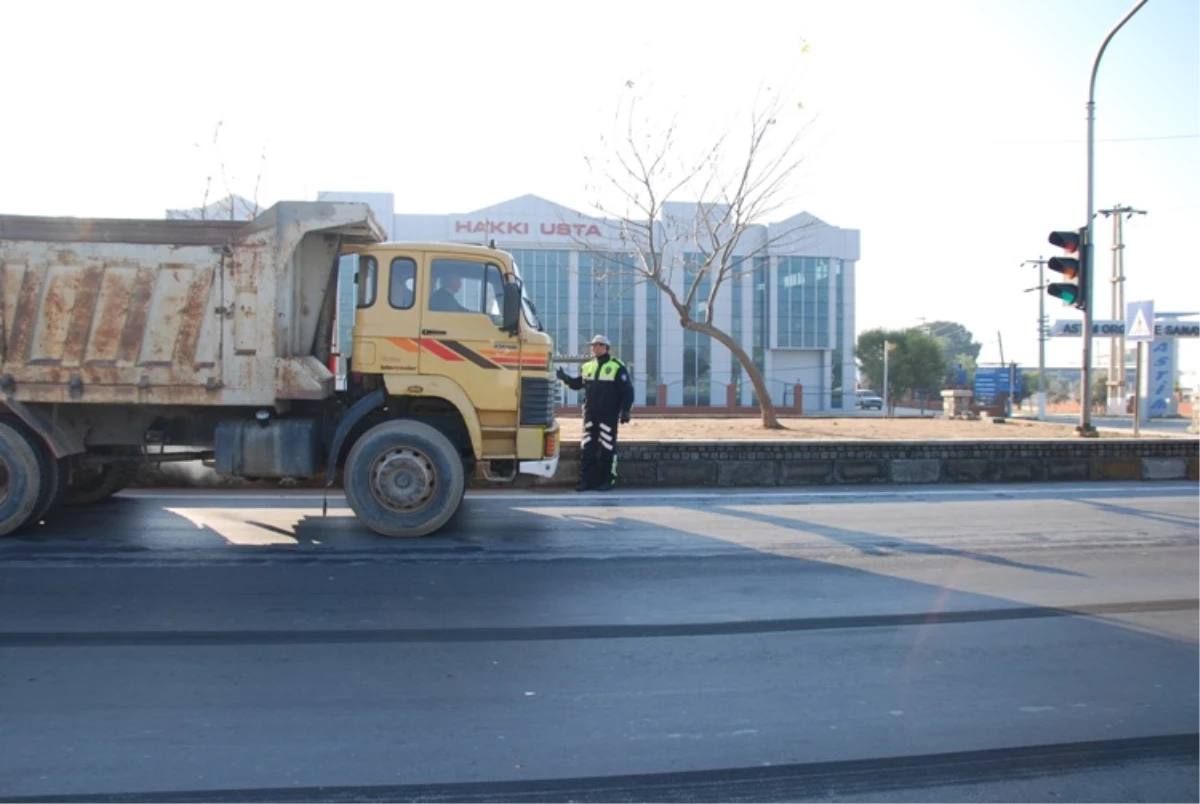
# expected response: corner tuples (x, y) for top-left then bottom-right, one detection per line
(64, 452), (140, 506)
(29, 447), (68, 526)
(343, 420), (466, 537)
(0, 418), (48, 536)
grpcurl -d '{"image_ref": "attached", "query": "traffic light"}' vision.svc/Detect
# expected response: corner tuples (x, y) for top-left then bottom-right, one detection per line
(1046, 227), (1088, 311)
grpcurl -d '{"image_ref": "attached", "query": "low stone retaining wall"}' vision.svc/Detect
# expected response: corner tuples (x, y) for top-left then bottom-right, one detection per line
(133, 438), (1199, 489)
(558, 439), (1199, 488)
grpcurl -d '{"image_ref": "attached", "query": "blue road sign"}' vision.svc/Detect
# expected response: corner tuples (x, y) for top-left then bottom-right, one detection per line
(1125, 300), (1155, 343)
(973, 366), (1018, 402)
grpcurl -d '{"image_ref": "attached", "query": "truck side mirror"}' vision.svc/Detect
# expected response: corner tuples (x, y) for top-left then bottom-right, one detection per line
(501, 282), (521, 335)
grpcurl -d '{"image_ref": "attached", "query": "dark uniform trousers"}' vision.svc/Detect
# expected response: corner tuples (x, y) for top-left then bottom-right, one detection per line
(580, 411), (621, 488)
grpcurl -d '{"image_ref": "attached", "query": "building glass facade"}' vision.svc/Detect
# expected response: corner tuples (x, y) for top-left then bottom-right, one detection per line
(578, 252), (637, 363)
(731, 263), (743, 399)
(682, 253), (712, 407)
(645, 278), (661, 406)
(776, 256), (831, 350)
(831, 258), (845, 408)
(507, 249), (571, 353)
(750, 256), (770, 406)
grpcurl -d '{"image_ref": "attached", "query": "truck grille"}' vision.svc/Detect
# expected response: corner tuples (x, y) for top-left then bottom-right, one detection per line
(520, 376), (556, 426)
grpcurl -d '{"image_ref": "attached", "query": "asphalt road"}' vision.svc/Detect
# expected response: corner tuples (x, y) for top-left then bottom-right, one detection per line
(0, 483), (1196, 803)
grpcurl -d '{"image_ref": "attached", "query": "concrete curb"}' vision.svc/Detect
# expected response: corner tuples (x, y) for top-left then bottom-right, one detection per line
(1008, 414), (1197, 439)
(131, 438), (1200, 490)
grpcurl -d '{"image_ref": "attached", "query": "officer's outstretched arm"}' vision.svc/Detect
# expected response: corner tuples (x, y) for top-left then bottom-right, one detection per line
(556, 366), (584, 391)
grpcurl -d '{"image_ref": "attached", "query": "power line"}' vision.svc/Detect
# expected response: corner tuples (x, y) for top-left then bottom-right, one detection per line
(1093, 134), (1199, 142)
(988, 133), (1199, 145)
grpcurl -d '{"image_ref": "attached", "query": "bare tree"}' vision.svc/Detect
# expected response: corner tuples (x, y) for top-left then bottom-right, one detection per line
(199, 121), (220, 221)
(252, 141), (268, 218)
(188, 120), (269, 221)
(581, 86), (816, 429)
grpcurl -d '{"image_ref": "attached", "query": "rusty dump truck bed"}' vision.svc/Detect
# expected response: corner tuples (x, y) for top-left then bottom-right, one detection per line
(0, 201), (385, 407)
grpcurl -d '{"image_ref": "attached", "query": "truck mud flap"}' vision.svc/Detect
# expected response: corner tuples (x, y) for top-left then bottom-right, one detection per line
(325, 387), (386, 488)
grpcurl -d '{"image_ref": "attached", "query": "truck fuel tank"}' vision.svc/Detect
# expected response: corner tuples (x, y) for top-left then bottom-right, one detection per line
(214, 417), (323, 479)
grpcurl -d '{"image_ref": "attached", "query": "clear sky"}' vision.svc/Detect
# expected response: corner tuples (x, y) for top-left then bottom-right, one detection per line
(2, 0), (1196, 376)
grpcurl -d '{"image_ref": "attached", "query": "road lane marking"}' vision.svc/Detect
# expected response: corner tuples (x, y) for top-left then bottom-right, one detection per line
(2, 598), (1195, 648)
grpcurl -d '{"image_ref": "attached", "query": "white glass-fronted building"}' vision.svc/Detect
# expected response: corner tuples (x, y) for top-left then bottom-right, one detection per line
(319, 191), (861, 412)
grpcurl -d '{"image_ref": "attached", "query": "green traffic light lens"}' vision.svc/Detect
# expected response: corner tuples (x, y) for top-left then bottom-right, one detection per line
(1047, 283), (1079, 304)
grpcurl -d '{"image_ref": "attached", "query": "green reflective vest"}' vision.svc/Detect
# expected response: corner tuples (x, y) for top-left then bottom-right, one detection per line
(581, 357), (626, 381)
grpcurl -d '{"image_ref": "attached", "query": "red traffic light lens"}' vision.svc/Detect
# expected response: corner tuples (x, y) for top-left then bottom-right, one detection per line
(1048, 230), (1081, 254)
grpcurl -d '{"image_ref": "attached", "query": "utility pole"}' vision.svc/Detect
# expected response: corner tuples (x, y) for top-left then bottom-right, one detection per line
(883, 340), (891, 417)
(1022, 258), (1049, 420)
(1097, 204), (1147, 415)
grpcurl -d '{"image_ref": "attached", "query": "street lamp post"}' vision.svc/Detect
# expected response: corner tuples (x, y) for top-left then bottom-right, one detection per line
(1082, 0), (1151, 435)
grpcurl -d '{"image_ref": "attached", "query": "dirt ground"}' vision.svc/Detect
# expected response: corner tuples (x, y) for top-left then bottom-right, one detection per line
(557, 415), (1139, 441)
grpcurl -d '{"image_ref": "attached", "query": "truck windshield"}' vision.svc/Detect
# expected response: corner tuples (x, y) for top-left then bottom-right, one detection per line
(510, 261), (543, 331)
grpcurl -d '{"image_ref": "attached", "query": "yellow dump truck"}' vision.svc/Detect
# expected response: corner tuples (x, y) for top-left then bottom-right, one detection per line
(0, 201), (559, 537)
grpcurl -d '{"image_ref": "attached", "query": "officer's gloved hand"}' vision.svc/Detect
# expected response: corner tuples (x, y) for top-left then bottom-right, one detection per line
(620, 411), (631, 424)
(555, 367), (568, 382)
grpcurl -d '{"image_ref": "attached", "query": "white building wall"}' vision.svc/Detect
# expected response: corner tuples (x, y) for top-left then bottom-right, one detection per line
(827, 256), (840, 411)
(634, 273), (648, 408)
(842, 260), (858, 402)
(769, 350), (826, 409)
(662, 237), (687, 407)
(709, 270), (732, 409)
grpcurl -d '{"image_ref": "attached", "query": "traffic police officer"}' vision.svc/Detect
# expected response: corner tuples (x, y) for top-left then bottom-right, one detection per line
(556, 335), (634, 491)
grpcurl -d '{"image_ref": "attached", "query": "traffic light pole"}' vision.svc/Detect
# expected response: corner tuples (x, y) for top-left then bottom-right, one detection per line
(1083, 0), (1150, 436)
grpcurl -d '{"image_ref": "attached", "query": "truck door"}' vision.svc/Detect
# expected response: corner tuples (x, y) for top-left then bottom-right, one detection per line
(350, 251), (422, 376)
(417, 254), (520, 439)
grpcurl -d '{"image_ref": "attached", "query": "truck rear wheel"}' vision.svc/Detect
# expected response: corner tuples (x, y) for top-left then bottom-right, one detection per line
(343, 420), (465, 537)
(0, 419), (49, 536)
(30, 446), (68, 526)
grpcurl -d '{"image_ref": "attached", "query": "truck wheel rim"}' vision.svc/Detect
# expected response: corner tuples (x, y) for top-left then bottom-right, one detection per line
(0, 460), (9, 507)
(370, 447), (436, 513)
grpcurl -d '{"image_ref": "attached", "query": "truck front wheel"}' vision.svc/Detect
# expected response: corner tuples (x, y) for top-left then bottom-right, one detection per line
(0, 419), (48, 536)
(343, 420), (466, 537)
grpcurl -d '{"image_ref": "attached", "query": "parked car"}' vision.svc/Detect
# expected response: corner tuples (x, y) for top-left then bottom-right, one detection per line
(856, 389), (884, 410)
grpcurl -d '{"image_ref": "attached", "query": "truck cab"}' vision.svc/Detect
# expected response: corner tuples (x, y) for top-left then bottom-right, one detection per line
(338, 241), (559, 500)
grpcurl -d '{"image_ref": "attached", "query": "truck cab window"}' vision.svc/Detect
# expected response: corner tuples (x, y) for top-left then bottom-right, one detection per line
(429, 258), (505, 317)
(356, 255), (378, 308)
(389, 257), (416, 309)
(428, 260), (472, 313)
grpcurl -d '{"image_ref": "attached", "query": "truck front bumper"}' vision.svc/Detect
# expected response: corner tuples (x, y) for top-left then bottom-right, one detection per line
(519, 422), (560, 478)
(519, 453), (559, 478)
